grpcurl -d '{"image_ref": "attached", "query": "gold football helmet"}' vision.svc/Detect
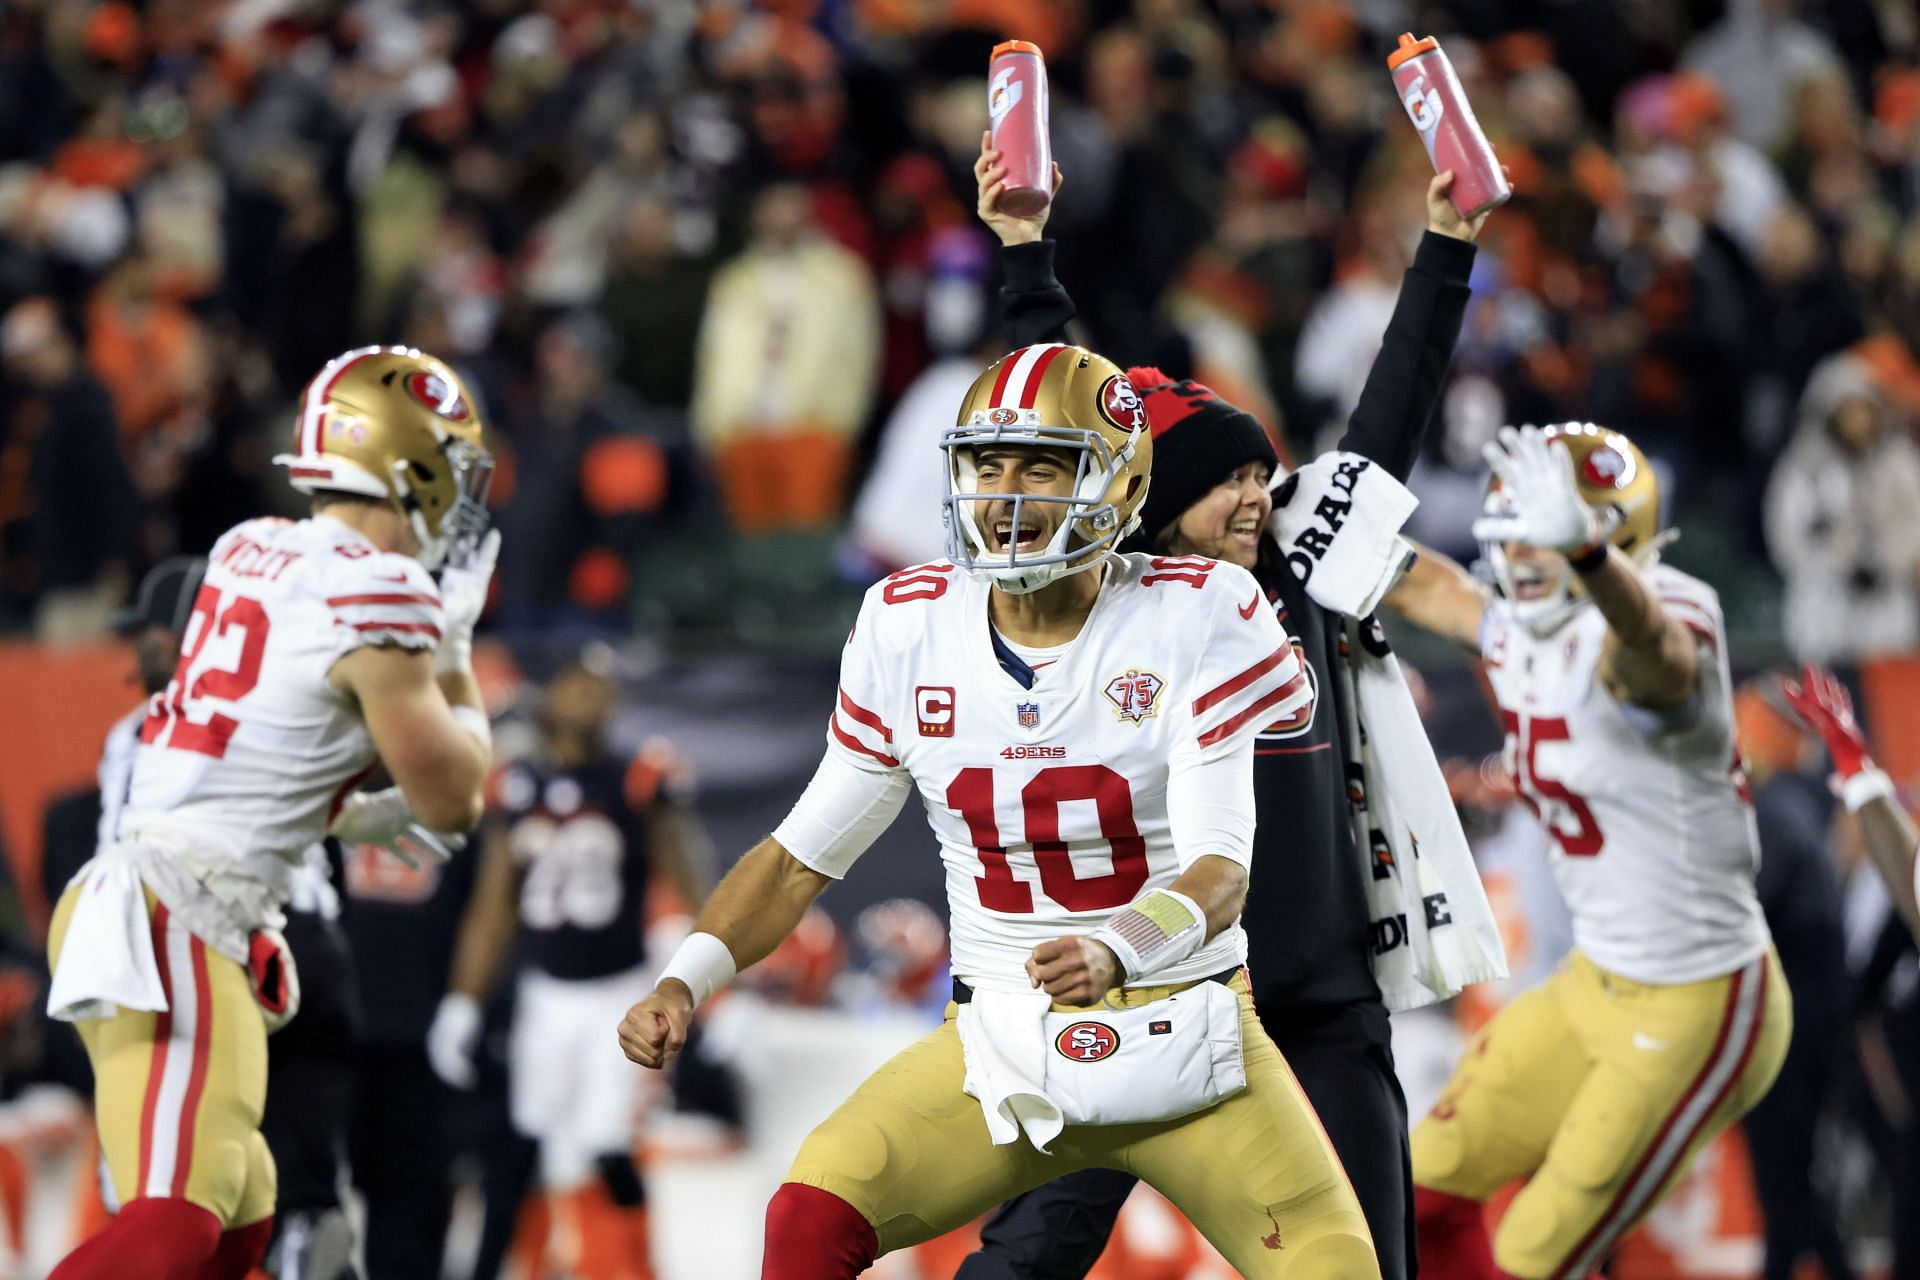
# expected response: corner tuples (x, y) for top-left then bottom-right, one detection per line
(274, 346), (493, 570)
(942, 344), (1153, 593)
(1483, 422), (1662, 634)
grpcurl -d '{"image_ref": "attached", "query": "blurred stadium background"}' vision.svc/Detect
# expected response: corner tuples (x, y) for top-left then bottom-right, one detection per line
(1, 0), (1920, 1276)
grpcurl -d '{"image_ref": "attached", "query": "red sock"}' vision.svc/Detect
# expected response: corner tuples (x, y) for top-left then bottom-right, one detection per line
(762, 1184), (878, 1280)
(50, 1197), (222, 1279)
(1414, 1185), (1501, 1280)
(195, 1216), (274, 1280)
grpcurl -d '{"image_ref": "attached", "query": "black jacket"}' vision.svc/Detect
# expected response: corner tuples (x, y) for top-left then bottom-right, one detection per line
(1000, 230), (1476, 1014)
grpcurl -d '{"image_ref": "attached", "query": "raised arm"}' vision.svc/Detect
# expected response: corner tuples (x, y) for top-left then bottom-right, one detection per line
(1580, 546), (1702, 708)
(1473, 426), (1698, 709)
(1384, 542), (1490, 652)
(1784, 666), (1920, 942)
(1334, 171), (1492, 481)
(977, 131), (1074, 348)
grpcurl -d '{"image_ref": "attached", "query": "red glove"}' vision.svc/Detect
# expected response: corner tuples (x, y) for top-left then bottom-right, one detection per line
(1780, 665), (1872, 779)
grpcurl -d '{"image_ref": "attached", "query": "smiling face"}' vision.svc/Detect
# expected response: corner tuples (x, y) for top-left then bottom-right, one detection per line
(968, 445), (1081, 557)
(1163, 461), (1273, 568)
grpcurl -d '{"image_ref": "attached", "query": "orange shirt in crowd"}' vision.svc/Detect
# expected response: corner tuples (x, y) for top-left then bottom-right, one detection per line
(85, 290), (200, 439)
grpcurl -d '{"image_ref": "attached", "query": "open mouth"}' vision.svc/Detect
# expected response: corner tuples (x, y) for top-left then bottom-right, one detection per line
(1508, 561), (1559, 601)
(989, 517), (1046, 554)
(1228, 518), (1261, 547)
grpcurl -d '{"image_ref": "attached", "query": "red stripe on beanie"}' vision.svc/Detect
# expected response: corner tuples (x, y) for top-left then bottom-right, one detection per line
(1132, 372), (1229, 438)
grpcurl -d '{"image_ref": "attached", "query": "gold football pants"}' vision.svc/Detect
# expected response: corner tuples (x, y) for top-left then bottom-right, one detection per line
(783, 973), (1379, 1278)
(1412, 949), (1789, 1279)
(49, 883), (276, 1227)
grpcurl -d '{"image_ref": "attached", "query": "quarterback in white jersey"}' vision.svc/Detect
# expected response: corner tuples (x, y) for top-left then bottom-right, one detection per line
(44, 346), (495, 1280)
(621, 344), (1377, 1280)
(1387, 423), (1789, 1280)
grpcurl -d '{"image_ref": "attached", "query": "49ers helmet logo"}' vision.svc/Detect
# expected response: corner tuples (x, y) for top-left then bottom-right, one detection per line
(1055, 1021), (1120, 1062)
(403, 370), (471, 422)
(1097, 375), (1145, 432)
(1580, 444), (1634, 489)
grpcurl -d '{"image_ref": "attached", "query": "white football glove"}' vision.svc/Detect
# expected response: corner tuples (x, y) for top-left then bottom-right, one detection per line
(426, 992), (482, 1089)
(1470, 425), (1614, 553)
(435, 528), (500, 676)
(327, 787), (464, 869)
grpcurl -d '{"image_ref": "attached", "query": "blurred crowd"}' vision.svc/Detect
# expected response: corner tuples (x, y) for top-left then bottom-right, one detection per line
(0, 0), (1915, 659)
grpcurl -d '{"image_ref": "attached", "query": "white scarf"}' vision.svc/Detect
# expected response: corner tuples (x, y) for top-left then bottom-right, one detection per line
(1269, 454), (1508, 1010)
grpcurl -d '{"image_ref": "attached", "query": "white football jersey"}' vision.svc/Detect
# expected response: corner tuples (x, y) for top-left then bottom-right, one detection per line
(121, 515), (445, 875)
(808, 553), (1310, 989)
(1480, 563), (1768, 984)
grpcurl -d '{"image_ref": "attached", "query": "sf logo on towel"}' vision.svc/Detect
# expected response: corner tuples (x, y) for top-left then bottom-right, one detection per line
(1055, 1022), (1120, 1062)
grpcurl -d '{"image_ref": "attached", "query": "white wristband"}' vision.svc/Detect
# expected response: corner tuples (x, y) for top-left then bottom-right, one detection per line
(659, 931), (737, 1008)
(1842, 767), (1897, 812)
(1091, 887), (1207, 983)
(434, 637), (471, 676)
(450, 704), (491, 750)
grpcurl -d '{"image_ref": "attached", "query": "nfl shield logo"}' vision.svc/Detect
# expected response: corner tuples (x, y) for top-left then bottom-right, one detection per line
(1017, 701), (1041, 728)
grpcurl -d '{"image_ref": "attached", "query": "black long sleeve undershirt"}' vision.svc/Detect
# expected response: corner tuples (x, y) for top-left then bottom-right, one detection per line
(998, 231), (1477, 482)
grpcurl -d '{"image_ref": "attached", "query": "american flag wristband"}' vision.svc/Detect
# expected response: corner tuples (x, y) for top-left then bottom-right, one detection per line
(1092, 887), (1206, 983)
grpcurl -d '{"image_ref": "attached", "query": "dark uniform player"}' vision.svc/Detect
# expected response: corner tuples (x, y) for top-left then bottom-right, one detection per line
(429, 663), (710, 1280)
(958, 139), (1486, 1280)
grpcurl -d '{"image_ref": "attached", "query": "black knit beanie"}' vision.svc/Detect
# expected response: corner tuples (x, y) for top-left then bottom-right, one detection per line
(1125, 367), (1279, 548)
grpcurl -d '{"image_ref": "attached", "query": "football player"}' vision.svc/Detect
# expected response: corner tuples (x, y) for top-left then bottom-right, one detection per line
(44, 346), (496, 1280)
(427, 661), (711, 1280)
(620, 344), (1380, 1280)
(1385, 424), (1791, 1279)
(88, 557), (393, 1280)
(959, 137), (1489, 1280)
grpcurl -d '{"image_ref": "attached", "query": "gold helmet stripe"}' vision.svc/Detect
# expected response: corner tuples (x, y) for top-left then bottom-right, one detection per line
(986, 342), (1070, 409)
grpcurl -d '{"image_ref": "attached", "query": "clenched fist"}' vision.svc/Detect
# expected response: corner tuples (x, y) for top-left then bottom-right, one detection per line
(617, 980), (695, 1069)
(1026, 936), (1121, 1005)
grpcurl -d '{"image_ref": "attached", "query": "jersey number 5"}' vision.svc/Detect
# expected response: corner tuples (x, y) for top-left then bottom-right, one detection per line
(1501, 711), (1604, 857)
(141, 585), (270, 760)
(946, 765), (1148, 911)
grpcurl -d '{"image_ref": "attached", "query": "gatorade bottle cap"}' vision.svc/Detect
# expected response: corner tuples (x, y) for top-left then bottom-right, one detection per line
(1387, 32), (1437, 71)
(991, 39), (1044, 58)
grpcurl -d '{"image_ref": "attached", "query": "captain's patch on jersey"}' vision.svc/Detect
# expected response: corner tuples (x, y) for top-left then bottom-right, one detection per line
(916, 686), (955, 737)
(1055, 1021), (1120, 1062)
(1103, 668), (1164, 723)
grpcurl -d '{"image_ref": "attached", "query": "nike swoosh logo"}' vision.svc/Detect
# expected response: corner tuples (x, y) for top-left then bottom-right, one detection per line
(1238, 594), (1261, 620)
(1631, 1032), (1669, 1052)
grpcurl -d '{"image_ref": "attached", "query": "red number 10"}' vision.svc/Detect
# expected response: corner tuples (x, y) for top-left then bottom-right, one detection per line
(141, 585), (270, 759)
(945, 765), (1149, 912)
(1501, 710), (1604, 857)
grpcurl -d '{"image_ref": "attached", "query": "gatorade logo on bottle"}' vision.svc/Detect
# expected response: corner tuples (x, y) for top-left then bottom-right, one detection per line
(1400, 74), (1445, 133)
(989, 67), (1024, 123)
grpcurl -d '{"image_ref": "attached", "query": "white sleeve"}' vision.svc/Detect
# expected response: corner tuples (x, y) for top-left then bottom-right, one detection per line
(1165, 736), (1257, 872)
(1186, 563), (1313, 762)
(771, 752), (914, 879)
(823, 590), (907, 774)
(325, 552), (446, 658)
